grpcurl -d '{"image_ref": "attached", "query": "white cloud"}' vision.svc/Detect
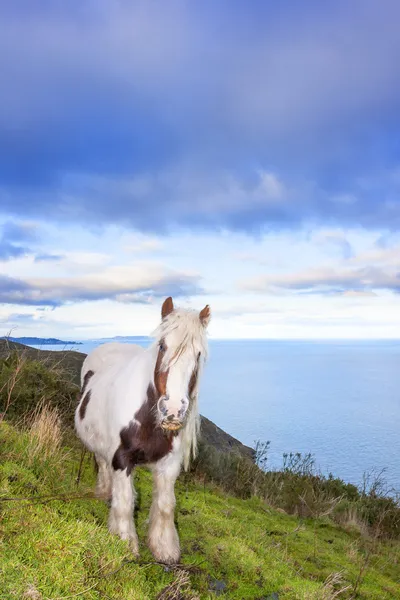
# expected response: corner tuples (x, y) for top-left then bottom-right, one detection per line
(349, 244), (400, 267)
(341, 290), (378, 298)
(1, 224), (400, 339)
(239, 265), (400, 294)
(123, 238), (163, 254)
(312, 230), (354, 258)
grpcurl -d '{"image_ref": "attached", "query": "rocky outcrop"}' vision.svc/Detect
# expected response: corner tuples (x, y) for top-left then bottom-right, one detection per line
(200, 416), (254, 460)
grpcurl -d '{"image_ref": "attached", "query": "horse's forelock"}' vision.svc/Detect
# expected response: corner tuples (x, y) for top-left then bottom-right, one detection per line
(152, 309), (208, 366)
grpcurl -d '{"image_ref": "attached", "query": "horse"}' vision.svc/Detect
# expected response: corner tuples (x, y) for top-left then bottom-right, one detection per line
(74, 297), (211, 564)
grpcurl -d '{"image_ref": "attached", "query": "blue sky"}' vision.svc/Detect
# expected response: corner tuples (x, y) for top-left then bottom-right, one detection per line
(1, 0), (400, 339)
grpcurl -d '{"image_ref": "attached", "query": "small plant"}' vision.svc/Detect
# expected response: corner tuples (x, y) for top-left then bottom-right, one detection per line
(253, 439), (270, 470)
(0, 350), (27, 423)
(314, 571), (351, 599)
(157, 569), (200, 600)
(282, 452), (315, 476)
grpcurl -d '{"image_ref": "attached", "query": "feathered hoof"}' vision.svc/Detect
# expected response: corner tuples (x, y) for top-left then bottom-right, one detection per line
(128, 538), (140, 557)
(148, 542), (181, 565)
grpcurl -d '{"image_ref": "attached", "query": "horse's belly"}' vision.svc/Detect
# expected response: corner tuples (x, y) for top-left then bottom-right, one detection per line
(75, 390), (117, 461)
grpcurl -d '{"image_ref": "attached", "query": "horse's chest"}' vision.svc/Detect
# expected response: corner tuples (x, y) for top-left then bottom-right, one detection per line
(112, 420), (174, 474)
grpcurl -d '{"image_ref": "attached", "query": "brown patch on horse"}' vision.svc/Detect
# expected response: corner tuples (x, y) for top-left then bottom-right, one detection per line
(81, 369), (94, 396)
(78, 370), (95, 420)
(79, 390), (91, 420)
(112, 384), (174, 475)
(154, 340), (169, 397)
(188, 353), (201, 398)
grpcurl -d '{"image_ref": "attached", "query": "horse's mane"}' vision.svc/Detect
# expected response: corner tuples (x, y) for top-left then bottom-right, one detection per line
(151, 308), (209, 470)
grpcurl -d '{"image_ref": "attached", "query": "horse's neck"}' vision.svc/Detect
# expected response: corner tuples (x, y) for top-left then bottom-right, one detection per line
(124, 345), (158, 396)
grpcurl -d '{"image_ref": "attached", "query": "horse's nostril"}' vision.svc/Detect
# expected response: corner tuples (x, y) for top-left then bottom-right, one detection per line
(157, 396), (169, 416)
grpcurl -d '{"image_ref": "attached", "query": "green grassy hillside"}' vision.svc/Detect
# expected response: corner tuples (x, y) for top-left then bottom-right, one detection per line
(1, 417), (399, 600)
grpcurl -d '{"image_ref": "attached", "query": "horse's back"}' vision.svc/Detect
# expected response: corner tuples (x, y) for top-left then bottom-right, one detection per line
(81, 342), (144, 386)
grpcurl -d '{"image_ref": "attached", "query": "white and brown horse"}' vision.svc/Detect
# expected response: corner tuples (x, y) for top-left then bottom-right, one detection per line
(75, 297), (210, 564)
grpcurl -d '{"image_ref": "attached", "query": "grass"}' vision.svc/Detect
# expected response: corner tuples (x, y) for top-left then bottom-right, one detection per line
(1, 345), (400, 598)
(1, 417), (400, 600)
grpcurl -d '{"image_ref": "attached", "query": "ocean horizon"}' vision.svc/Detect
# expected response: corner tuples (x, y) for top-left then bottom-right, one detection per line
(30, 338), (400, 492)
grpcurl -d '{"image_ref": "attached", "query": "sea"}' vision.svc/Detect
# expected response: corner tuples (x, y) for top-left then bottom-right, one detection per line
(30, 338), (400, 491)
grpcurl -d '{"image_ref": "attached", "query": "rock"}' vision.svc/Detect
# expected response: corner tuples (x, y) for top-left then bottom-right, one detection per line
(208, 577), (227, 595)
(200, 415), (255, 461)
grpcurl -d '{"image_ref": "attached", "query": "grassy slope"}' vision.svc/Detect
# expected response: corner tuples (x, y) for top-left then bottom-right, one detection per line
(1, 422), (399, 600)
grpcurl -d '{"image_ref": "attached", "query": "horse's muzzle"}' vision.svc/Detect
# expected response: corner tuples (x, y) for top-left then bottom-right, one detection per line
(160, 416), (183, 432)
(158, 395), (187, 432)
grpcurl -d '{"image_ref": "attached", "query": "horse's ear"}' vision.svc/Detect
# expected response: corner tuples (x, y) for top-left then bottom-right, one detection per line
(199, 305), (211, 327)
(161, 297), (174, 319)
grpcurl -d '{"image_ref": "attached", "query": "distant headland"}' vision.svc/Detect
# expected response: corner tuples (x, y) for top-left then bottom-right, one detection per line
(1, 336), (83, 346)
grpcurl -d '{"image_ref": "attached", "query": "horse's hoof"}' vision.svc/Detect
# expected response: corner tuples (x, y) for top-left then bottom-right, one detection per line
(149, 546), (181, 565)
(128, 539), (139, 557)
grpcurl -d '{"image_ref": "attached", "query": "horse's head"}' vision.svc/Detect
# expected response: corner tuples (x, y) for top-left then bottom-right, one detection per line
(153, 296), (210, 433)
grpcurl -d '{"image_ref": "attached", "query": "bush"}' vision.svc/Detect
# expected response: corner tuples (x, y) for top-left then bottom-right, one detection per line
(0, 350), (78, 425)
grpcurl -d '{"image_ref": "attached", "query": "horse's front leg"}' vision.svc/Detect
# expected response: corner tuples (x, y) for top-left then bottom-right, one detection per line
(108, 469), (139, 555)
(148, 453), (181, 564)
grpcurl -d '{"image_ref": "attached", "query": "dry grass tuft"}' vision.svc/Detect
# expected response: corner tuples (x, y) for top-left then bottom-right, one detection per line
(157, 569), (200, 600)
(304, 571), (352, 599)
(337, 506), (369, 538)
(22, 584), (42, 599)
(27, 402), (62, 462)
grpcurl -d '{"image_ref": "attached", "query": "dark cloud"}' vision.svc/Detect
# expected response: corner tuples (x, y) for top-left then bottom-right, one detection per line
(0, 270), (203, 307)
(0, 2), (400, 232)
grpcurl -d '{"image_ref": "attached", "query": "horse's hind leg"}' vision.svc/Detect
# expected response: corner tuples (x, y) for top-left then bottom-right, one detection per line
(108, 469), (139, 555)
(94, 454), (112, 502)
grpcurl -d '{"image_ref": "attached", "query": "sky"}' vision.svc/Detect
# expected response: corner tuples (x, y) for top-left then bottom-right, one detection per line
(1, 0), (400, 340)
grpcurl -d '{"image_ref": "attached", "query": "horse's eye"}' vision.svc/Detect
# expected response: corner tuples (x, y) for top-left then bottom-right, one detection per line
(159, 342), (166, 353)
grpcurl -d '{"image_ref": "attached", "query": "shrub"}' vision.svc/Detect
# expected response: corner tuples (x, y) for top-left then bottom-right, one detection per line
(0, 350), (78, 425)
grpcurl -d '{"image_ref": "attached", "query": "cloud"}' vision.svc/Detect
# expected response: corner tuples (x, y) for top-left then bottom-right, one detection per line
(312, 231), (354, 259)
(123, 237), (164, 254)
(239, 265), (400, 295)
(0, 2), (400, 232)
(341, 290), (377, 298)
(34, 253), (64, 262)
(213, 305), (282, 319)
(0, 264), (203, 307)
(0, 312), (41, 325)
(0, 221), (38, 260)
(348, 244), (400, 267)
